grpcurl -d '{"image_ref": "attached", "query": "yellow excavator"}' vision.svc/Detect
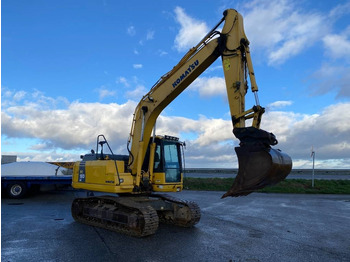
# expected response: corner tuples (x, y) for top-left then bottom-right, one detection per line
(71, 9), (292, 237)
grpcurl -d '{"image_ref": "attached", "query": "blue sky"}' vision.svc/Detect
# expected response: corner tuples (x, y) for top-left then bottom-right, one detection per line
(2, 0), (350, 168)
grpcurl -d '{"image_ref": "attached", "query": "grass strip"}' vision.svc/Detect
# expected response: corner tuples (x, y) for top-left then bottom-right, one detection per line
(183, 178), (350, 194)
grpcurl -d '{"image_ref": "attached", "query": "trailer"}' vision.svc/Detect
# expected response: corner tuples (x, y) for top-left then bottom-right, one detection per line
(1, 162), (72, 198)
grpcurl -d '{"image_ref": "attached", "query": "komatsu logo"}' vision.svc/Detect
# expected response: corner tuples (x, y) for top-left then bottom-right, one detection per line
(172, 60), (199, 88)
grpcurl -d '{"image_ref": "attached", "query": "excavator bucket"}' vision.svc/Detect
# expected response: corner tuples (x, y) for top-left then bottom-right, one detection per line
(222, 127), (292, 198)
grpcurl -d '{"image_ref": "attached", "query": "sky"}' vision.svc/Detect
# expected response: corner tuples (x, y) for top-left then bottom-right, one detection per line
(2, 0), (350, 169)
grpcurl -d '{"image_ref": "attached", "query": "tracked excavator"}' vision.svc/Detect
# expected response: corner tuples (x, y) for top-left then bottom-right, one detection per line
(71, 9), (292, 237)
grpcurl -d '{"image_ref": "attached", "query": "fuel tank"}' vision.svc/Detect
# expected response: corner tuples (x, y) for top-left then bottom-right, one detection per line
(222, 127), (292, 198)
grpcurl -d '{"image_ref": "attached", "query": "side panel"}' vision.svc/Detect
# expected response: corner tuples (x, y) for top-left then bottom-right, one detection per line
(72, 160), (134, 193)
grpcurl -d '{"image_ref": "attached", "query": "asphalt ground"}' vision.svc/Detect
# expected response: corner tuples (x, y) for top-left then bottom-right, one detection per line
(2, 190), (350, 262)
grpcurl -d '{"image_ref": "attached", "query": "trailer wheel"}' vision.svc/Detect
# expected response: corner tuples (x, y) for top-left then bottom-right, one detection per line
(7, 182), (27, 198)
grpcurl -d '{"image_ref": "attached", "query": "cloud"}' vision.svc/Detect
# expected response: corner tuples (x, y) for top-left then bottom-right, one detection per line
(1, 88), (27, 107)
(328, 1), (350, 19)
(13, 91), (27, 101)
(97, 86), (117, 100)
(1, 88), (69, 111)
(146, 30), (155, 40)
(157, 49), (168, 56)
(261, 103), (350, 163)
(171, 0), (334, 66)
(115, 76), (148, 99)
(133, 64), (143, 69)
(156, 115), (233, 147)
(4, 150), (83, 162)
(173, 6), (209, 52)
(1, 87), (13, 98)
(2, 96), (137, 151)
(190, 77), (226, 97)
(172, 1), (344, 66)
(308, 21), (350, 99)
(127, 25), (136, 36)
(2, 89), (350, 168)
(309, 63), (350, 98)
(242, 0), (328, 65)
(125, 85), (147, 100)
(239, 0), (350, 100)
(116, 77), (130, 87)
(323, 27), (350, 61)
(267, 100), (293, 110)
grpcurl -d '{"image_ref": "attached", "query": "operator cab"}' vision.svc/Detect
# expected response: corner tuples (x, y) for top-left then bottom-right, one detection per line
(143, 135), (185, 191)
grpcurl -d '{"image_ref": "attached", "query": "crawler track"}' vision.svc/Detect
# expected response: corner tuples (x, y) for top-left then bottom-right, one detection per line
(71, 196), (159, 237)
(155, 194), (201, 227)
(71, 193), (201, 237)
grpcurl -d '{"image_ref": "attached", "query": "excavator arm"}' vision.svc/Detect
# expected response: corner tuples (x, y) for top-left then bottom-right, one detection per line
(127, 9), (292, 196)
